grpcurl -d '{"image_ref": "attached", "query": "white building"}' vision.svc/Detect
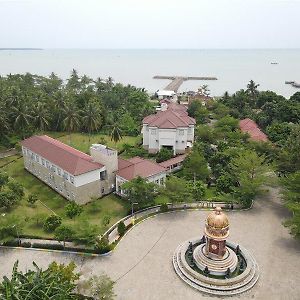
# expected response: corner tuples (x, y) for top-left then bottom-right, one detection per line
(142, 103), (195, 155)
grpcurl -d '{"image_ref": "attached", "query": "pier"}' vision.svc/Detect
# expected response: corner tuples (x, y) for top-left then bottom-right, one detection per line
(285, 81), (300, 88)
(153, 75), (218, 92)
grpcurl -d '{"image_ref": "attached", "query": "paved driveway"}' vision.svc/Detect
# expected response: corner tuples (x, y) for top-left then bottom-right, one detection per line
(1, 187), (300, 300)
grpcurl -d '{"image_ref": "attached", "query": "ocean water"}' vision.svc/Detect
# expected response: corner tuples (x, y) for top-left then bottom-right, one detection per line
(0, 49), (299, 98)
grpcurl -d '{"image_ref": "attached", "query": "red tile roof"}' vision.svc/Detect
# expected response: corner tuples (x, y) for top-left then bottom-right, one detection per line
(21, 135), (104, 176)
(239, 118), (268, 142)
(143, 109), (195, 129)
(117, 156), (166, 181)
(158, 154), (187, 168)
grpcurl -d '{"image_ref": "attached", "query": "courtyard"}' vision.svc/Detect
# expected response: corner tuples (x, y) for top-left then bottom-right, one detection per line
(1, 187), (300, 299)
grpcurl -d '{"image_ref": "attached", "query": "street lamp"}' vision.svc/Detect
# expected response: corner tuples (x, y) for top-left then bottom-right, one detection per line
(131, 202), (138, 225)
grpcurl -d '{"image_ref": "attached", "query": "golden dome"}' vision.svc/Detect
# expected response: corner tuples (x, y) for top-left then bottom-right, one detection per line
(206, 207), (229, 229)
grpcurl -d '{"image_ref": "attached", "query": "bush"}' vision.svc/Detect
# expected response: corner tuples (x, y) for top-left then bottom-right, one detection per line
(43, 215), (62, 232)
(156, 148), (173, 163)
(21, 241), (31, 248)
(65, 202), (83, 219)
(160, 203), (169, 212)
(117, 221), (126, 236)
(32, 243), (64, 250)
(94, 236), (111, 254)
(2, 240), (20, 247)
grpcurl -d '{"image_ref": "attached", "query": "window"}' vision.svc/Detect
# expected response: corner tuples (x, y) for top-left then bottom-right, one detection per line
(22, 148), (27, 155)
(151, 129), (156, 135)
(100, 170), (107, 181)
(179, 129), (184, 136)
(46, 161), (50, 169)
(188, 127), (192, 134)
(70, 176), (74, 184)
(42, 158), (45, 166)
(57, 168), (61, 176)
(51, 165), (56, 173)
(36, 155), (39, 162)
(63, 173), (69, 180)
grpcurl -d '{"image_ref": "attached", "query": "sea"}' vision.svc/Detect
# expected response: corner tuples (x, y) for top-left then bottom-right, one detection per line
(0, 49), (299, 98)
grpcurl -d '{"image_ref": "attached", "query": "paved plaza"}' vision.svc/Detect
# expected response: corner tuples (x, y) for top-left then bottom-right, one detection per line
(1, 187), (300, 299)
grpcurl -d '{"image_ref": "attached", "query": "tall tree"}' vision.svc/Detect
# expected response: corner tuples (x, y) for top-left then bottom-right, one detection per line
(63, 101), (81, 144)
(246, 80), (260, 106)
(34, 102), (50, 132)
(12, 102), (33, 139)
(110, 123), (122, 146)
(82, 100), (102, 142)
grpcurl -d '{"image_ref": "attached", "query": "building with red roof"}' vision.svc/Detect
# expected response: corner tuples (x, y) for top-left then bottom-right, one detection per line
(142, 103), (195, 155)
(116, 157), (167, 196)
(21, 136), (118, 204)
(239, 118), (269, 142)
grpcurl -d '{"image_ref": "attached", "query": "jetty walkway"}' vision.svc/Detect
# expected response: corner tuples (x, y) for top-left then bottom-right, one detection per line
(154, 75), (217, 92)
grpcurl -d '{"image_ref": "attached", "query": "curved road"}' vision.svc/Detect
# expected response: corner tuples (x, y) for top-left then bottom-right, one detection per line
(1, 187), (300, 299)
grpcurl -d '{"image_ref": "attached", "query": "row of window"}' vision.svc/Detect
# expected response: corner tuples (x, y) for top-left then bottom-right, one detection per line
(23, 148), (75, 184)
(149, 128), (192, 135)
(26, 163), (75, 200)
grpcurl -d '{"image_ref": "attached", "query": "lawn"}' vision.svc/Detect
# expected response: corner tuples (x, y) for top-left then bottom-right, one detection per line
(0, 152), (130, 240)
(44, 132), (141, 153)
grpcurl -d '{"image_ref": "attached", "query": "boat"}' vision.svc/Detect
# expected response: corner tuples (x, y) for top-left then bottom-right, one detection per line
(271, 62), (279, 65)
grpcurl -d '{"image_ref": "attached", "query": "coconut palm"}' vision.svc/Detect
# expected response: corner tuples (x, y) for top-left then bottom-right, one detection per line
(110, 123), (122, 146)
(34, 102), (50, 133)
(12, 102), (33, 139)
(82, 101), (103, 143)
(0, 104), (9, 135)
(246, 80), (260, 103)
(63, 101), (81, 144)
(53, 92), (66, 130)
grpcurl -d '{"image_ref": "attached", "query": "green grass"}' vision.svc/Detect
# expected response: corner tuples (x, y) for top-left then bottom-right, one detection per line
(44, 132), (140, 153)
(0, 148), (130, 239)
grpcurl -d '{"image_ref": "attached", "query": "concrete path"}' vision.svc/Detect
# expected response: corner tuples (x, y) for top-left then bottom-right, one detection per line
(1, 187), (300, 300)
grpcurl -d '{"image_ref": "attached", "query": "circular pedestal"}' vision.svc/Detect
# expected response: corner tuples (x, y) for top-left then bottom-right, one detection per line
(173, 237), (259, 296)
(193, 244), (238, 276)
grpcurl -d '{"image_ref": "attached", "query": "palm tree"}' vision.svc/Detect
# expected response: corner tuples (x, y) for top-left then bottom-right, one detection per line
(12, 102), (33, 139)
(82, 101), (102, 143)
(53, 92), (66, 130)
(110, 123), (122, 147)
(34, 102), (50, 133)
(0, 104), (9, 135)
(246, 80), (260, 105)
(63, 101), (81, 144)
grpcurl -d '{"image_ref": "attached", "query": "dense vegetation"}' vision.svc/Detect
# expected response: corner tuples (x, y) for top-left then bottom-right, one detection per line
(0, 261), (115, 299)
(0, 70), (153, 147)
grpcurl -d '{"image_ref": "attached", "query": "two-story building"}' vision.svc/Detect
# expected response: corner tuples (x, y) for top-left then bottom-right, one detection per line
(21, 136), (118, 205)
(142, 103), (195, 155)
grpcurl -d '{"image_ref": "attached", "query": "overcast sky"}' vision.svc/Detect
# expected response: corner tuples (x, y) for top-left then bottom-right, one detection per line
(0, 0), (299, 49)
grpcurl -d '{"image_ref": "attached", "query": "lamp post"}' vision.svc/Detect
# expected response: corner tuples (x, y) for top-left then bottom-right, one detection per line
(131, 202), (138, 225)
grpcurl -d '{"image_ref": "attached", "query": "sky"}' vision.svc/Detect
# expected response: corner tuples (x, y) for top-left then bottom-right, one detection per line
(0, 0), (299, 49)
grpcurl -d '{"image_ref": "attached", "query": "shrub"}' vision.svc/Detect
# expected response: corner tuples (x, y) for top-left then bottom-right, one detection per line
(32, 243), (64, 250)
(43, 215), (62, 232)
(2, 240), (20, 247)
(65, 202), (83, 219)
(21, 241), (31, 248)
(156, 148), (173, 163)
(160, 203), (169, 212)
(117, 221), (126, 236)
(27, 193), (38, 206)
(94, 236), (110, 254)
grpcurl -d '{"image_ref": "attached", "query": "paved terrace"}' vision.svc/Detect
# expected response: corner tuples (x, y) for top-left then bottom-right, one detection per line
(1, 187), (300, 299)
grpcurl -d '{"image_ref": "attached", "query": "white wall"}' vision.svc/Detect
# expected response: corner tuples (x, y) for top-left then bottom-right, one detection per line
(74, 166), (106, 187)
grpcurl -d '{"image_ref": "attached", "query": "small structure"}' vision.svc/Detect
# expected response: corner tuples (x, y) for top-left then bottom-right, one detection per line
(156, 90), (176, 100)
(173, 207), (259, 296)
(116, 157), (166, 196)
(142, 103), (195, 155)
(239, 118), (268, 142)
(158, 154), (187, 173)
